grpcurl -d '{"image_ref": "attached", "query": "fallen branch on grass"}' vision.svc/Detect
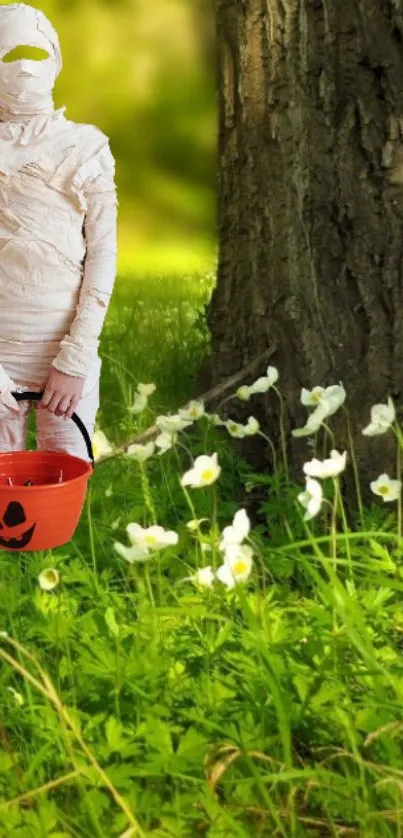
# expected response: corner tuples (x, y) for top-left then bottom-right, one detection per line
(97, 344), (277, 465)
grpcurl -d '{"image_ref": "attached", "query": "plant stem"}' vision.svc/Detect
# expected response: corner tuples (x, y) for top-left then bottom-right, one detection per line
(344, 408), (364, 525)
(138, 462), (157, 524)
(273, 386), (289, 484)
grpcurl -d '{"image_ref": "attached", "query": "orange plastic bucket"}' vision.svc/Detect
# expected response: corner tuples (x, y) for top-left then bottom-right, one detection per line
(0, 390), (95, 552)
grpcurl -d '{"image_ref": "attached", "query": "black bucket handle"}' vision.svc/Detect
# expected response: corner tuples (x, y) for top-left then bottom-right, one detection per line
(11, 390), (95, 468)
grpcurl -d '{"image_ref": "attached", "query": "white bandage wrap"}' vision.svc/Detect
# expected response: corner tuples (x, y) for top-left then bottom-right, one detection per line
(0, 3), (118, 395)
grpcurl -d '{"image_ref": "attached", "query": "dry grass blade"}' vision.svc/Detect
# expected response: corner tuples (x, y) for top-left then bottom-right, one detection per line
(277, 811), (360, 837)
(208, 749), (241, 792)
(207, 744), (279, 793)
(0, 635), (146, 837)
(230, 805), (359, 836)
(374, 776), (403, 794)
(367, 807), (403, 821)
(0, 771), (81, 811)
(322, 748), (403, 781)
(364, 721), (403, 747)
(247, 749), (277, 764)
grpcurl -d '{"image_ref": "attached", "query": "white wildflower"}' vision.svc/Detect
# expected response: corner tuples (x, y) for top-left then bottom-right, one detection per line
(244, 416), (260, 435)
(113, 542), (150, 563)
(237, 366), (278, 401)
(303, 449), (347, 479)
(370, 473), (402, 503)
(126, 441), (155, 462)
(207, 413), (226, 426)
(220, 509), (250, 551)
(126, 523), (179, 551)
(137, 382), (156, 396)
(301, 384), (346, 416)
(155, 432), (177, 453)
(301, 386), (326, 406)
(236, 385), (251, 401)
(217, 544), (254, 588)
(128, 392), (148, 415)
(226, 420), (247, 438)
(292, 404), (329, 438)
(249, 376), (271, 395)
(156, 414), (193, 434)
(179, 400), (205, 421)
(92, 429), (114, 461)
(297, 477), (323, 521)
(266, 366), (279, 386)
(188, 566), (215, 589)
(181, 453), (221, 488)
(362, 397), (396, 436)
(38, 568), (60, 591)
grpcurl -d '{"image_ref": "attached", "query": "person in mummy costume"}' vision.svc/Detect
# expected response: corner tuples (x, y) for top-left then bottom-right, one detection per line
(0, 3), (118, 462)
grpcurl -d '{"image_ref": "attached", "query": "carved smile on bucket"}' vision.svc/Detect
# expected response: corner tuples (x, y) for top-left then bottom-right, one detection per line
(0, 501), (36, 549)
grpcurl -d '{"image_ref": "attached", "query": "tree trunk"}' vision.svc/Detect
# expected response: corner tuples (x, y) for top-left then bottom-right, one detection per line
(208, 0), (403, 494)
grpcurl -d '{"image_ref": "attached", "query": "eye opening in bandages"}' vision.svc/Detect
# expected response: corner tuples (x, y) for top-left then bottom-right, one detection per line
(2, 45), (51, 63)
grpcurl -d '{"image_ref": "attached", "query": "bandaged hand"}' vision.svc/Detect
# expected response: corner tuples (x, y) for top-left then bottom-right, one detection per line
(36, 367), (85, 420)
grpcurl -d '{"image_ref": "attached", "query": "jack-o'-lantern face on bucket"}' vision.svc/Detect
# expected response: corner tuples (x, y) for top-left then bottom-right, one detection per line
(0, 501), (36, 549)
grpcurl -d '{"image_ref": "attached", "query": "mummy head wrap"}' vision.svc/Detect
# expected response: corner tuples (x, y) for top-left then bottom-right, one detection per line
(0, 3), (61, 120)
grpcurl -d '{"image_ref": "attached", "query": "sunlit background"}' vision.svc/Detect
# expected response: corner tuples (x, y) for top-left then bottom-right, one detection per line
(3, 0), (217, 275)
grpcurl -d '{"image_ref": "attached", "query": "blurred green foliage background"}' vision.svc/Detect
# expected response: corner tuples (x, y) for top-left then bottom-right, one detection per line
(4, 0), (217, 273)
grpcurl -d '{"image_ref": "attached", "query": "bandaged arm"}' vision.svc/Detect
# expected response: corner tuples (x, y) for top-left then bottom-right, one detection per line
(51, 144), (118, 379)
(0, 363), (16, 394)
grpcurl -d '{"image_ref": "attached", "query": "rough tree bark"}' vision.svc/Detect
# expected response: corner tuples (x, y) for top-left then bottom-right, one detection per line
(207, 0), (403, 490)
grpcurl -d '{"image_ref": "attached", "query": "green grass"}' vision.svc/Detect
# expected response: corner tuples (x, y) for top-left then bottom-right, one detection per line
(1, 271), (403, 837)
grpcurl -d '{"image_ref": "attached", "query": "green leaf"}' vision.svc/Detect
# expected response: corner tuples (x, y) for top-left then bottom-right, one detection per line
(0, 752), (13, 773)
(145, 720), (173, 755)
(105, 606), (120, 636)
(105, 717), (125, 752)
(368, 539), (396, 570)
(176, 727), (207, 758)
(293, 674), (310, 702)
(213, 620), (234, 651)
(310, 683), (342, 710)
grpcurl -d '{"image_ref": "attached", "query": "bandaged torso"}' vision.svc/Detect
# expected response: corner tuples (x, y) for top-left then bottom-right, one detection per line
(0, 112), (118, 389)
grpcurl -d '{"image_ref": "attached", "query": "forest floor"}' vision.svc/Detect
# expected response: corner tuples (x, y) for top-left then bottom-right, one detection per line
(0, 270), (402, 837)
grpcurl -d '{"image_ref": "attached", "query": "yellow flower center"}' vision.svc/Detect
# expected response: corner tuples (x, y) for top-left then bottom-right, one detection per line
(233, 560), (247, 575)
(312, 392), (322, 403)
(378, 485), (390, 495)
(201, 469), (214, 482)
(144, 534), (157, 545)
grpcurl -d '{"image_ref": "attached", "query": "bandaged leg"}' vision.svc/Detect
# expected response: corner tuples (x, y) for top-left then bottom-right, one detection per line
(0, 398), (31, 451)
